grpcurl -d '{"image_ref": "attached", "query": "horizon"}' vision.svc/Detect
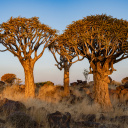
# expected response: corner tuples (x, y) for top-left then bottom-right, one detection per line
(0, 0), (128, 85)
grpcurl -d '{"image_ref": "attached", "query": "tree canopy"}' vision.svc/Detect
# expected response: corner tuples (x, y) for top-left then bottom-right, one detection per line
(61, 14), (128, 74)
(1, 73), (16, 85)
(0, 17), (57, 64)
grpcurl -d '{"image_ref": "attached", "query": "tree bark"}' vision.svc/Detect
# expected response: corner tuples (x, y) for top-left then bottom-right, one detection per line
(91, 60), (113, 111)
(64, 61), (70, 96)
(22, 59), (35, 98)
(93, 72), (112, 110)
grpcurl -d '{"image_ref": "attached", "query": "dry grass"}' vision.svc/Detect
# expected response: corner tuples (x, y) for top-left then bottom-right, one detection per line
(0, 82), (128, 128)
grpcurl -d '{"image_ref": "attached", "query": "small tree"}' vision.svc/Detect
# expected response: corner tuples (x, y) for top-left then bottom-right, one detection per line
(1, 73), (16, 85)
(15, 78), (22, 85)
(83, 69), (89, 81)
(49, 34), (84, 96)
(0, 17), (57, 97)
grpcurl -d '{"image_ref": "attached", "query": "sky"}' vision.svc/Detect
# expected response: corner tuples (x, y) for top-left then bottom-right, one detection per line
(0, 0), (128, 85)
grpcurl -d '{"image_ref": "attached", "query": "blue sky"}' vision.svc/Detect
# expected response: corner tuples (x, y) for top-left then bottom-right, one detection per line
(0, 0), (128, 84)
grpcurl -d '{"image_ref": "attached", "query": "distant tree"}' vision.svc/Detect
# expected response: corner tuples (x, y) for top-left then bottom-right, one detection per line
(0, 17), (57, 97)
(121, 77), (128, 84)
(1, 73), (16, 85)
(49, 35), (83, 96)
(59, 14), (128, 110)
(83, 69), (89, 81)
(15, 78), (22, 85)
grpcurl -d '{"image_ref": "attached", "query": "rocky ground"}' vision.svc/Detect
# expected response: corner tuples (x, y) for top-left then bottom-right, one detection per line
(0, 80), (128, 128)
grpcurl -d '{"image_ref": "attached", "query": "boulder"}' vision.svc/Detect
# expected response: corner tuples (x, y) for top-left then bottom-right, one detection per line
(99, 124), (120, 128)
(0, 118), (5, 128)
(77, 80), (83, 84)
(70, 82), (77, 86)
(48, 111), (71, 128)
(5, 111), (38, 128)
(0, 98), (26, 116)
(82, 81), (87, 86)
(124, 82), (128, 88)
(115, 116), (128, 125)
(116, 85), (125, 90)
(81, 114), (96, 122)
(121, 77), (128, 84)
(73, 121), (100, 128)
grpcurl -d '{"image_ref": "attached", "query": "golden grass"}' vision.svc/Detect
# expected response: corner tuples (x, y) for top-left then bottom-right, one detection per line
(1, 83), (128, 128)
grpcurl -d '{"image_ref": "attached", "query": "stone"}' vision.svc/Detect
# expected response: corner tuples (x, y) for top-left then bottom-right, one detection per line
(116, 85), (125, 90)
(74, 121), (100, 128)
(5, 111), (38, 128)
(70, 82), (77, 86)
(0, 98), (26, 116)
(124, 82), (128, 88)
(81, 114), (96, 122)
(77, 80), (83, 84)
(121, 77), (128, 84)
(48, 111), (71, 128)
(99, 124), (120, 128)
(115, 116), (128, 125)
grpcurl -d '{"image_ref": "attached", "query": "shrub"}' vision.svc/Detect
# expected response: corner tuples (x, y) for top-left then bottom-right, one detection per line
(1, 73), (16, 85)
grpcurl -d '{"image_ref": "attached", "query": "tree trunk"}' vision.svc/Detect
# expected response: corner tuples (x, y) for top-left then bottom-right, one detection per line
(93, 72), (112, 110)
(64, 61), (70, 96)
(90, 60), (113, 111)
(22, 59), (35, 98)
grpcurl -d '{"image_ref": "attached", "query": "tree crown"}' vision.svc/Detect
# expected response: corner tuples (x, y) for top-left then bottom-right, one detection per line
(1, 73), (16, 84)
(60, 14), (128, 64)
(0, 17), (57, 63)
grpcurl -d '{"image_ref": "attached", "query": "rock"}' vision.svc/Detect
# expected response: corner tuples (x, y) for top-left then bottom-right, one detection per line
(116, 85), (125, 90)
(77, 80), (83, 84)
(0, 119), (5, 124)
(99, 124), (120, 128)
(70, 82), (77, 86)
(48, 111), (71, 128)
(74, 121), (100, 128)
(121, 77), (128, 84)
(5, 111), (38, 128)
(0, 98), (26, 116)
(124, 82), (128, 88)
(99, 114), (106, 122)
(115, 116), (128, 125)
(0, 119), (5, 128)
(81, 114), (96, 122)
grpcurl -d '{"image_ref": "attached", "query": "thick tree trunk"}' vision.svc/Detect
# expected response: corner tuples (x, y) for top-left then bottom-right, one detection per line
(22, 60), (35, 98)
(90, 60), (113, 111)
(64, 62), (70, 96)
(93, 72), (112, 110)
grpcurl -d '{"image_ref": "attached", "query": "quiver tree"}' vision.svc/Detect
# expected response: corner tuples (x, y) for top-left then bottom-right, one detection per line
(49, 34), (84, 96)
(60, 14), (128, 110)
(1, 73), (16, 85)
(0, 17), (57, 97)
